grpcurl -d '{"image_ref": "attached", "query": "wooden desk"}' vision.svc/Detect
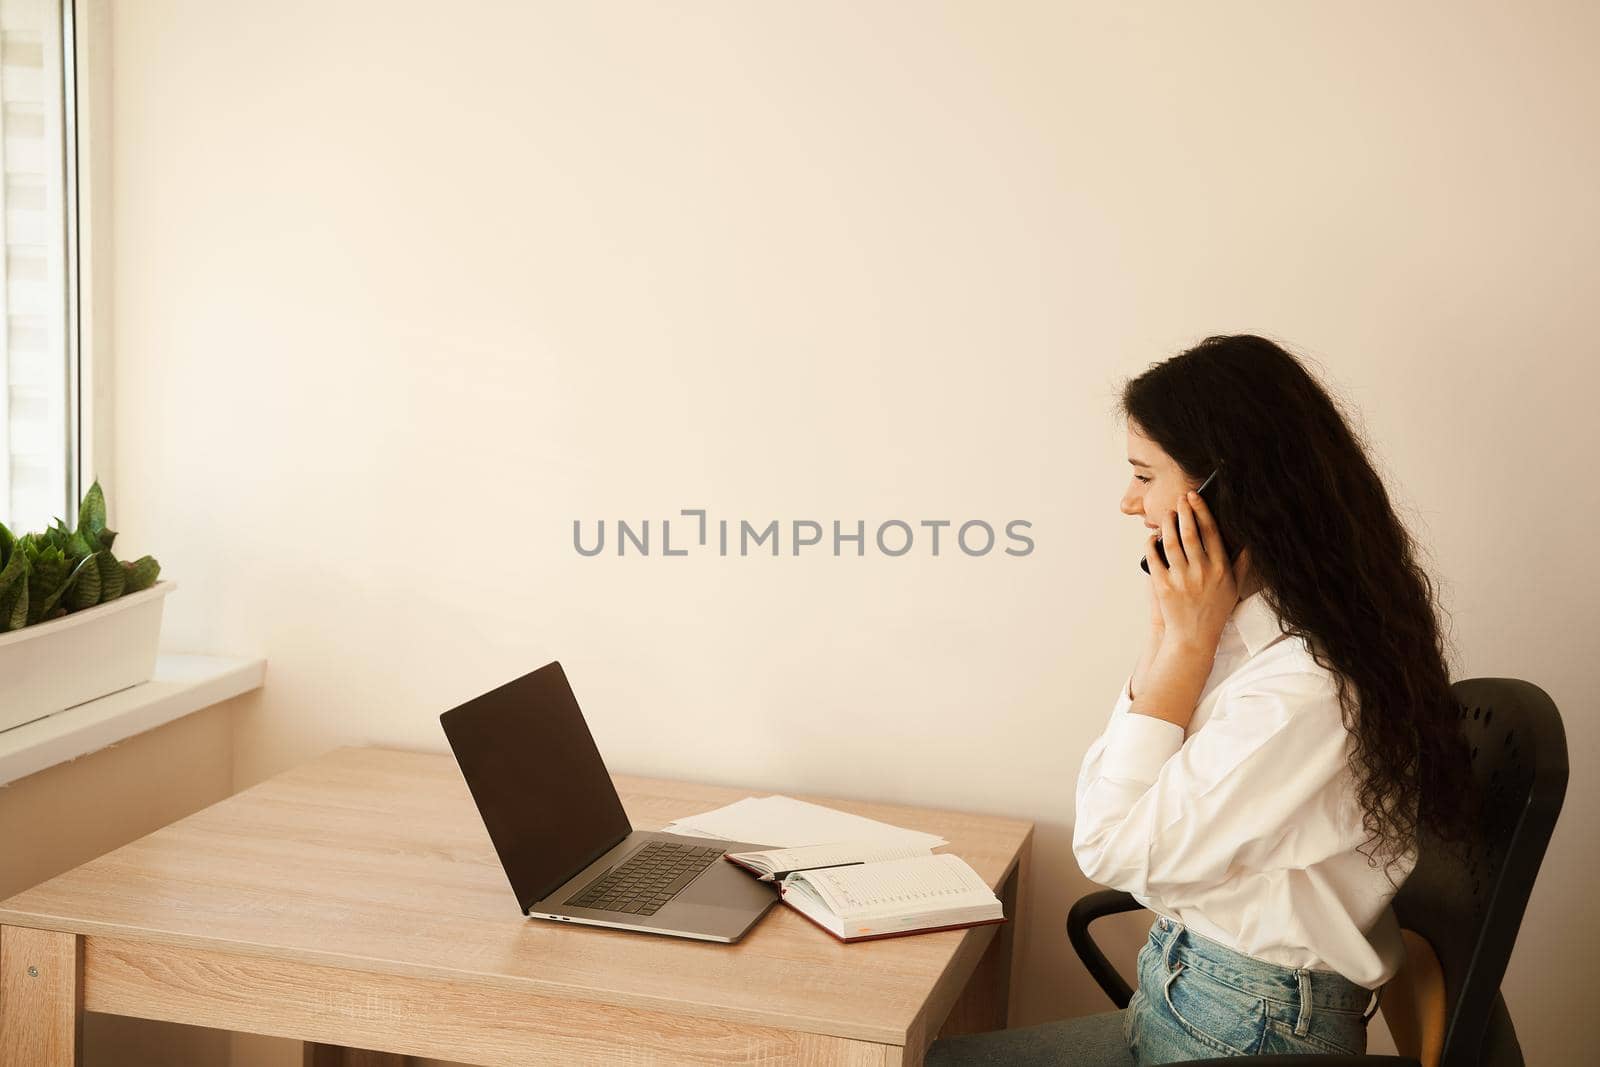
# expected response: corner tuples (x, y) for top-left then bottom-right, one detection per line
(0, 747), (1033, 1066)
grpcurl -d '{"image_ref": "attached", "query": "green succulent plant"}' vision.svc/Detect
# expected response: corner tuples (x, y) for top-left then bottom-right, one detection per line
(0, 481), (161, 633)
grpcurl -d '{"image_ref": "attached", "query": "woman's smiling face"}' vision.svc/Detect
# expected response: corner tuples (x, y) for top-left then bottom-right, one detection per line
(1119, 421), (1201, 531)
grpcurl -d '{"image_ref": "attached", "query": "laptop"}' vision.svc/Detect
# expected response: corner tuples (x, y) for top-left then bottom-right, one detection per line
(439, 660), (780, 942)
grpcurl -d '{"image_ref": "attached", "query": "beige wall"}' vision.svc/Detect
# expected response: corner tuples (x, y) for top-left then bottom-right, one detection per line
(100, 1), (1600, 1063)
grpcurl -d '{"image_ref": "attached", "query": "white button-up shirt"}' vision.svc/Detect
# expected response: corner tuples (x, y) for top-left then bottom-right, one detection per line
(1072, 590), (1414, 989)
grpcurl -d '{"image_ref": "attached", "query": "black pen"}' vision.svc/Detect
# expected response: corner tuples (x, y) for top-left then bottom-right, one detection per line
(773, 861), (866, 881)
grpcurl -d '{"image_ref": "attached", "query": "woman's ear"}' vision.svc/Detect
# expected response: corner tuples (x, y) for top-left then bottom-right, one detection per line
(1232, 546), (1253, 592)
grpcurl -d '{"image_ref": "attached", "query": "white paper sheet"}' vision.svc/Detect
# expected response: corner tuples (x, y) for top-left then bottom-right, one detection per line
(659, 794), (947, 849)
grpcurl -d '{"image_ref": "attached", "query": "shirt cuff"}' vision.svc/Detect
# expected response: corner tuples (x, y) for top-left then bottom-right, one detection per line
(1101, 709), (1185, 784)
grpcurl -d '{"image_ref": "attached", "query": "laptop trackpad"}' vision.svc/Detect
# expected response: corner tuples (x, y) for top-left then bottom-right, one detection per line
(678, 853), (778, 907)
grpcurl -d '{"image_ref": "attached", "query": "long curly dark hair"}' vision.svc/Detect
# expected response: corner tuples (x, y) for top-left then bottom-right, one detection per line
(1117, 334), (1475, 884)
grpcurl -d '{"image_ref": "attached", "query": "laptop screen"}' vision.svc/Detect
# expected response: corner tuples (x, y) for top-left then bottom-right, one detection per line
(440, 661), (633, 913)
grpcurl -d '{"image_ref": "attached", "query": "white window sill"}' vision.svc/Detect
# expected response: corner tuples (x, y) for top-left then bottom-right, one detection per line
(0, 654), (266, 788)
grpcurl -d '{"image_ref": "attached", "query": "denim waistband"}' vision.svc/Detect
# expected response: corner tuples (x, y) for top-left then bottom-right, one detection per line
(1149, 916), (1381, 1021)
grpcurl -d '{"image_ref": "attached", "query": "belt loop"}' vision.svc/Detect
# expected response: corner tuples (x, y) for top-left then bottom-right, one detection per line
(1362, 981), (1385, 1023)
(1161, 919), (1183, 970)
(1293, 969), (1313, 1036)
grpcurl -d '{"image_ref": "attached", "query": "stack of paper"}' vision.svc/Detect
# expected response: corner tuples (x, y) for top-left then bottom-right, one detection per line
(661, 795), (946, 850)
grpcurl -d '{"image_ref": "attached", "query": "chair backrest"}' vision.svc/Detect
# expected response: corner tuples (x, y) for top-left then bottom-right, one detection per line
(1392, 677), (1568, 1067)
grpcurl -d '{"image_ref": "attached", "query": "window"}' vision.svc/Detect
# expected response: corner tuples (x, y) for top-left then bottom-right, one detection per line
(0, 0), (73, 534)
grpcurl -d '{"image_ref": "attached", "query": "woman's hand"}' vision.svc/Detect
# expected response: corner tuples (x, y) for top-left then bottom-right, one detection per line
(1131, 493), (1252, 729)
(1147, 561), (1166, 632)
(1129, 567), (1166, 701)
(1147, 489), (1253, 655)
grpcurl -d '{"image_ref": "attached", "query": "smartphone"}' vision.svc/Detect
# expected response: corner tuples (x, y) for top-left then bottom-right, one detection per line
(1140, 466), (1230, 574)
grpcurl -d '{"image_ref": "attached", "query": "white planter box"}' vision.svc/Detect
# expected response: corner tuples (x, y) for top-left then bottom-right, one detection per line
(0, 580), (176, 734)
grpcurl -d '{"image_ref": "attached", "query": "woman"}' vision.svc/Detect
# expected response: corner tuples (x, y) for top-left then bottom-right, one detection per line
(928, 334), (1474, 1065)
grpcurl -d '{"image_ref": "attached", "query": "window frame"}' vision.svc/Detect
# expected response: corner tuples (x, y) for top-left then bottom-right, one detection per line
(62, 0), (81, 524)
(66, 0), (110, 529)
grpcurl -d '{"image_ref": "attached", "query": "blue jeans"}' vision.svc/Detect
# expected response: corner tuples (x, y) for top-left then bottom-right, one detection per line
(925, 916), (1381, 1065)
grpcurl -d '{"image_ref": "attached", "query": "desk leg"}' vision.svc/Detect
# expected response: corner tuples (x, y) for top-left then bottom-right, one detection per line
(0, 925), (83, 1067)
(935, 840), (1029, 1041)
(303, 1044), (409, 1066)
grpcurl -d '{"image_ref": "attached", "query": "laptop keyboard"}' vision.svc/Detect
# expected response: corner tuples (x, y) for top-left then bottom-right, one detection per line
(565, 841), (724, 916)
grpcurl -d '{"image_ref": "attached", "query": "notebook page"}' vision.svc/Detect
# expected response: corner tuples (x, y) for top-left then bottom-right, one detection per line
(794, 854), (994, 919)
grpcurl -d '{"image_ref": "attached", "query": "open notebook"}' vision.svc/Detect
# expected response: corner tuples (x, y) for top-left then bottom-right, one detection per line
(724, 842), (1006, 943)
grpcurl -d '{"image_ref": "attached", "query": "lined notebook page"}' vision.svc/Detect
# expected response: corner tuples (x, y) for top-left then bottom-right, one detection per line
(793, 854), (994, 917)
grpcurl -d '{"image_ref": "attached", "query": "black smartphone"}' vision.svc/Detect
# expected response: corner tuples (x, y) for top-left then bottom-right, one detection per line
(1140, 466), (1229, 574)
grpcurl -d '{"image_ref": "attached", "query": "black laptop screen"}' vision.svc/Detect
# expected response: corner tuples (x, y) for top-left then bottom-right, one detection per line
(440, 661), (633, 913)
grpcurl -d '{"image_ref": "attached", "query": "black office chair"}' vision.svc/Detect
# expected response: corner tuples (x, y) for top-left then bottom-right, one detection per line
(1067, 677), (1568, 1067)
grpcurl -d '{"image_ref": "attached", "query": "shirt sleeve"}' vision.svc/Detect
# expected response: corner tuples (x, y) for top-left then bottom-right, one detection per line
(1072, 669), (1355, 903)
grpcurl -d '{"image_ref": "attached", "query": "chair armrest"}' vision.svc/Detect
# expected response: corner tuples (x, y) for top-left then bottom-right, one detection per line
(1066, 889), (1146, 1009)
